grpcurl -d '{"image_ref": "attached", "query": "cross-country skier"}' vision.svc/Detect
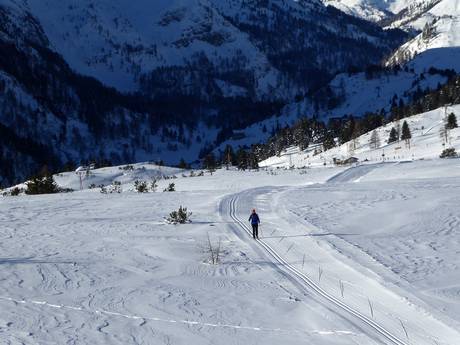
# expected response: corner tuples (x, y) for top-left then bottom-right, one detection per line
(248, 209), (260, 239)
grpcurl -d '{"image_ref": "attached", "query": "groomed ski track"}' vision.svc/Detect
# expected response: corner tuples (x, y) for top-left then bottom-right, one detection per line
(221, 164), (450, 345)
(224, 194), (408, 345)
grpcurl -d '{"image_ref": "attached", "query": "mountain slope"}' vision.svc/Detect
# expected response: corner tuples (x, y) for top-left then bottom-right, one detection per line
(3, 0), (407, 97)
(0, 3), (212, 186)
(386, 0), (460, 67)
(322, 0), (421, 22)
(0, 0), (410, 186)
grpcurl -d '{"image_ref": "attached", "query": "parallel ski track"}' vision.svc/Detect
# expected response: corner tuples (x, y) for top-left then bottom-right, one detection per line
(228, 194), (409, 345)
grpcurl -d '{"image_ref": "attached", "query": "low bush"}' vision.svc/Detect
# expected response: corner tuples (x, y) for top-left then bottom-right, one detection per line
(164, 183), (175, 192)
(134, 180), (149, 193)
(25, 176), (60, 195)
(166, 206), (192, 224)
(440, 147), (458, 158)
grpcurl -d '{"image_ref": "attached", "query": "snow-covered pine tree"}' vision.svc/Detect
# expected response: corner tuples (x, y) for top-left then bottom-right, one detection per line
(369, 130), (381, 149)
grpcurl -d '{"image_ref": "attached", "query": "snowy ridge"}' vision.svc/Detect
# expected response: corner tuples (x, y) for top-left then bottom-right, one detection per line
(324, 0), (460, 69)
(321, 0), (424, 22)
(387, 3), (460, 67)
(322, 0), (393, 22)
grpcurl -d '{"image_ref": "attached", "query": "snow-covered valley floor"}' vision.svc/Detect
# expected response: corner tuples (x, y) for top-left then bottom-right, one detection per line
(1, 161), (460, 344)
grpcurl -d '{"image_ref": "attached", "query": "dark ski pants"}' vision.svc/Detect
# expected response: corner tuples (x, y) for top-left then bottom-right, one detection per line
(252, 224), (259, 239)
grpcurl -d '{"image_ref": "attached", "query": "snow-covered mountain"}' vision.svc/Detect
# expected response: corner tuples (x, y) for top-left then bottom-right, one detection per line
(1, 0), (406, 97)
(0, 0), (409, 186)
(323, 0), (460, 69)
(386, 0), (460, 67)
(322, 0), (422, 22)
(322, 0), (394, 22)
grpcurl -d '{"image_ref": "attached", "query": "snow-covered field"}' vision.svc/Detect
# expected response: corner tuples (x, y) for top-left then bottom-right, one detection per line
(1, 158), (460, 344)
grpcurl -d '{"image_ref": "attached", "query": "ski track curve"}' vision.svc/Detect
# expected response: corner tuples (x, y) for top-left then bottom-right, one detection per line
(224, 192), (409, 345)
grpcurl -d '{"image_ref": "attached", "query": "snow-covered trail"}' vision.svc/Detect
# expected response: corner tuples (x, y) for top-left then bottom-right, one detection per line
(222, 193), (406, 345)
(223, 164), (460, 345)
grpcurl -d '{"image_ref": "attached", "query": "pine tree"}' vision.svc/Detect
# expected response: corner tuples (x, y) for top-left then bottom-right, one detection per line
(395, 120), (401, 141)
(369, 130), (381, 149)
(388, 127), (398, 143)
(401, 120), (412, 148)
(322, 131), (336, 151)
(401, 121), (411, 140)
(447, 112), (458, 129)
(203, 153), (216, 170)
(223, 145), (236, 168)
(248, 151), (259, 170)
(178, 158), (187, 169)
(440, 124), (449, 145)
(236, 148), (249, 170)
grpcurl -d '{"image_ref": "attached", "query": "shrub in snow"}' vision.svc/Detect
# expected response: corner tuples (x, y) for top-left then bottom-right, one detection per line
(11, 187), (22, 196)
(100, 181), (122, 194)
(134, 180), (149, 193)
(164, 182), (175, 192)
(440, 148), (458, 158)
(166, 206), (192, 224)
(205, 233), (221, 265)
(3, 187), (23, 196)
(111, 181), (122, 193)
(25, 175), (60, 195)
(119, 165), (134, 171)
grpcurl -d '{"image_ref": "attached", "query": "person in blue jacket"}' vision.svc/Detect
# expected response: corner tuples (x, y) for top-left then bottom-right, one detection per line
(248, 209), (260, 239)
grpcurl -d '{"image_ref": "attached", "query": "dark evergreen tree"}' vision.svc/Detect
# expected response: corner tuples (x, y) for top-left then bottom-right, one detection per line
(248, 150), (259, 170)
(322, 131), (336, 151)
(401, 121), (411, 140)
(222, 145), (236, 168)
(388, 127), (399, 143)
(202, 153), (217, 170)
(339, 116), (355, 144)
(447, 112), (458, 129)
(178, 158), (187, 169)
(236, 148), (249, 170)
